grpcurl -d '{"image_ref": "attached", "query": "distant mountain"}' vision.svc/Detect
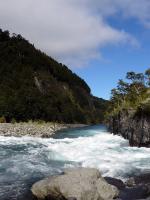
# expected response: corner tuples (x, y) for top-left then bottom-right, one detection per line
(0, 29), (108, 123)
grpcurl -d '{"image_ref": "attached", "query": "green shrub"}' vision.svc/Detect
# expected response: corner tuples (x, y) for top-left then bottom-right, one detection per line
(11, 118), (16, 124)
(0, 116), (6, 123)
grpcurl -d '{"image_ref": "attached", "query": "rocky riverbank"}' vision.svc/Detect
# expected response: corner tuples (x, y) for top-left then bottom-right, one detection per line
(108, 109), (150, 147)
(0, 123), (87, 137)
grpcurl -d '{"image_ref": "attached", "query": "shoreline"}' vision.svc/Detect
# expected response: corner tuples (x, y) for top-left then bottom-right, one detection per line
(0, 122), (88, 137)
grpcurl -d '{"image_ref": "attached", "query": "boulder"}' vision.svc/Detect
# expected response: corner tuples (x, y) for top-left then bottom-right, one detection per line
(31, 168), (119, 200)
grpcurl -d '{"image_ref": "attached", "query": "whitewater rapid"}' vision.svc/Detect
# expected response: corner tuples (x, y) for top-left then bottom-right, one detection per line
(0, 125), (150, 199)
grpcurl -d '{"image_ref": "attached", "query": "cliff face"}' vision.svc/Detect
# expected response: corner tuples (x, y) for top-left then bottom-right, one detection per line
(109, 109), (150, 147)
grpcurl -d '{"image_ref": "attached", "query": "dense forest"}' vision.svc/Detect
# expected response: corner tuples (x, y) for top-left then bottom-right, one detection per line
(0, 29), (108, 123)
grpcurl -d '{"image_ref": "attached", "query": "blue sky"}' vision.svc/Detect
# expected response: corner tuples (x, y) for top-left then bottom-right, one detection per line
(74, 16), (150, 99)
(0, 0), (150, 99)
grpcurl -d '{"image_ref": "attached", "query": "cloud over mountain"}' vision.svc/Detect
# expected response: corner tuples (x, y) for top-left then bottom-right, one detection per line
(0, 0), (147, 67)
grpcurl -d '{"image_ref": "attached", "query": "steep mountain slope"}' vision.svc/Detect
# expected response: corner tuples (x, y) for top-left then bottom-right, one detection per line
(0, 29), (108, 123)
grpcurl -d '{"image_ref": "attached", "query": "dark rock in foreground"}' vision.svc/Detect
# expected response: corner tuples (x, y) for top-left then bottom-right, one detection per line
(106, 174), (150, 200)
(119, 184), (150, 200)
(104, 177), (125, 190)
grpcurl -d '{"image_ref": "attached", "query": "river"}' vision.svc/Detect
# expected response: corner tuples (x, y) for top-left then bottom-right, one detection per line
(0, 125), (150, 199)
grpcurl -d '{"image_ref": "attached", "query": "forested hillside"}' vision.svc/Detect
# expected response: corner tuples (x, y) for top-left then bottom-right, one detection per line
(0, 29), (108, 123)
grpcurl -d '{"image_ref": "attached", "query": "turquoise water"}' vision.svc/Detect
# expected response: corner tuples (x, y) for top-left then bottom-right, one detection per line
(0, 125), (150, 199)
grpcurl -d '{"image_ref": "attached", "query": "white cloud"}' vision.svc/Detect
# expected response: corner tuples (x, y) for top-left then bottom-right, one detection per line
(0, 0), (143, 67)
(83, 0), (150, 27)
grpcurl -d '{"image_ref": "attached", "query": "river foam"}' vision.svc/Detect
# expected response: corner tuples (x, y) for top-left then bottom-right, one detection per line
(0, 125), (150, 199)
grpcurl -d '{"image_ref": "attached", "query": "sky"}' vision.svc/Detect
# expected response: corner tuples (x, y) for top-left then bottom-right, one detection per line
(0, 0), (150, 99)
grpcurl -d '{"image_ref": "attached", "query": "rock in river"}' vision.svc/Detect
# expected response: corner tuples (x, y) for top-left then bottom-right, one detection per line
(31, 168), (119, 200)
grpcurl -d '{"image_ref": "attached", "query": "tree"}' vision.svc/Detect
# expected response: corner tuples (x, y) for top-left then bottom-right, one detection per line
(126, 71), (136, 82)
(126, 71), (144, 84)
(145, 68), (150, 86)
(107, 70), (149, 117)
(0, 30), (10, 41)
